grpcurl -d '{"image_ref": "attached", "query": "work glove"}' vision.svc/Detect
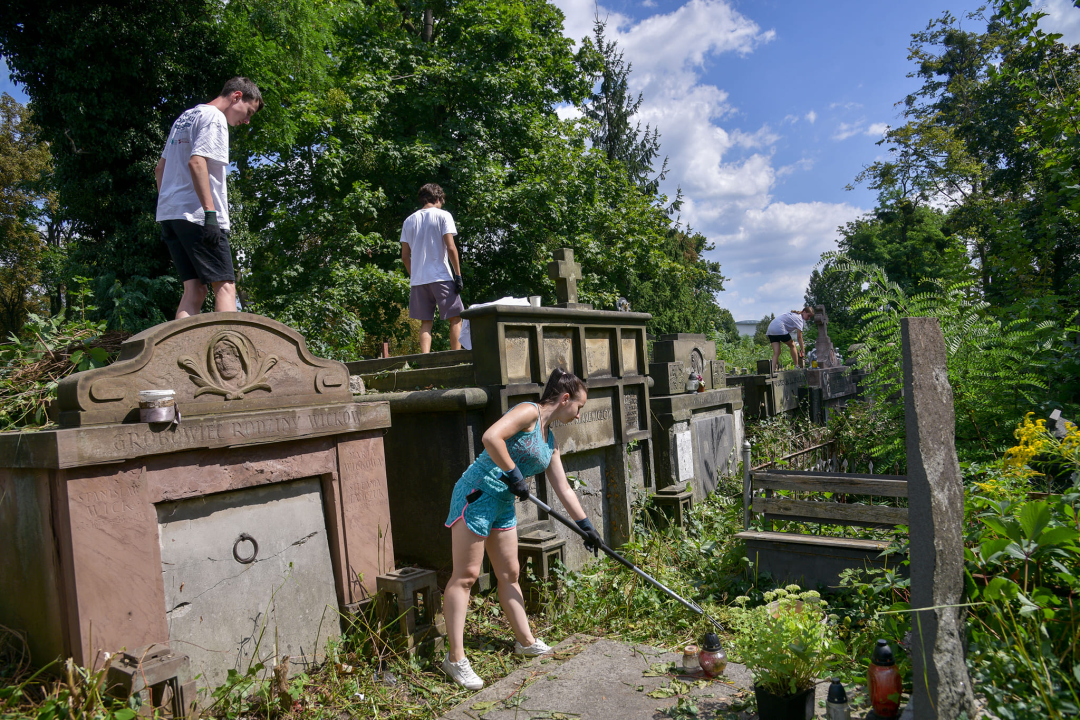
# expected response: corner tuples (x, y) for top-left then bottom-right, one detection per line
(575, 517), (603, 556)
(453, 274), (464, 294)
(202, 210), (225, 248)
(500, 465), (530, 501)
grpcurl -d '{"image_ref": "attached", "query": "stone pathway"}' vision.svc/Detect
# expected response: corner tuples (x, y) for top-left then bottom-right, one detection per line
(439, 635), (853, 720)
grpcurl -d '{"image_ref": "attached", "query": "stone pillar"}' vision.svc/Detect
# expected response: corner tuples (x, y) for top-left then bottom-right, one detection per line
(901, 317), (977, 719)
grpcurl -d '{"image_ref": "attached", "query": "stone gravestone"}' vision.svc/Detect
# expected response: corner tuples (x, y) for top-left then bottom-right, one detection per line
(0, 314), (394, 687)
(811, 304), (839, 368)
(901, 317), (977, 719)
(647, 333), (743, 500)
(547, 247), (592, 310)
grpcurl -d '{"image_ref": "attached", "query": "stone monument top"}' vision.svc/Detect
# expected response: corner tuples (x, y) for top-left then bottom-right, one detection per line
(547, 247), (592, 310)
(812, 304), (839, 368)
(56, 313), (353, 427)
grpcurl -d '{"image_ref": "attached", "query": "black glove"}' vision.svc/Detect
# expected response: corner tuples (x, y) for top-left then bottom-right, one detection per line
(500, 465), (530, 501)
(576, 517), (602, 556)
(202, 210), (225, 248)
(453, 274), (464, 294)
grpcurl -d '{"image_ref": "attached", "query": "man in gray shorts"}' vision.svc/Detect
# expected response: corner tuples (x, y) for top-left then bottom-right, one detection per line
(400, 183), (465, 352)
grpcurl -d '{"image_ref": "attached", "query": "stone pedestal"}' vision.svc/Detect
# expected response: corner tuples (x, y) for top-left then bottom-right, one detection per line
(0, 314), (394, 687)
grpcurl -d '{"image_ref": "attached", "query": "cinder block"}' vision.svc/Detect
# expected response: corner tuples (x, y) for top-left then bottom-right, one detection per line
(376, 567), (447, 654)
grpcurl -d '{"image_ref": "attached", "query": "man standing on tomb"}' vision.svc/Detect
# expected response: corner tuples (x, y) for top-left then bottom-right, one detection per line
(400, 183), (464, 353)
(155, 77), (263, 319)
(766, 306), (815, 373)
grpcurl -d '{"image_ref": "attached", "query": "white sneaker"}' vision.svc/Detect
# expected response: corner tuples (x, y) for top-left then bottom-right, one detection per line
(513, 639), (553, 657)
(441, 656), (484, 690)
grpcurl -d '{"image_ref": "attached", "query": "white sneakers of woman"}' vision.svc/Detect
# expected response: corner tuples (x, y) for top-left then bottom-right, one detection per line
(442, 656), (484, 690)
(514, 639), (553, 657)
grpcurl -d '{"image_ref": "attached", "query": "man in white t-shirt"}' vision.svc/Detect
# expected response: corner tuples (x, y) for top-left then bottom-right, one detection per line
(766, 306), (815, 373)
(400, 183), (465, 353)
(155, 77), (262, 319)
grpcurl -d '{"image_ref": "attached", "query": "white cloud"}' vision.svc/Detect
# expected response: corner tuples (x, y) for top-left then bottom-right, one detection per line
(1037, 0), (1080, 45)
(549, 0), (867, 320)
(829, 101), (863, 110)
(866, 122), (889, 137)
(832, 119), (888, 141)
(642, 0), (657, 6)
(832, 121), (863, 141)
(556, 104), (583, 121)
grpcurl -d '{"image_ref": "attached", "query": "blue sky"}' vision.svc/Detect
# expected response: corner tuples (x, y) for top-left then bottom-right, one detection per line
(552, 0), (1080, 322)
(5, 2), (1080, 323)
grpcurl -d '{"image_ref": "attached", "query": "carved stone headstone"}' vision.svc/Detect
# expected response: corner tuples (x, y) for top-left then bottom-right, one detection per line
(901, 317), (977, 719)
(547, 247), (592, 310)
(812, 305), (839, 368)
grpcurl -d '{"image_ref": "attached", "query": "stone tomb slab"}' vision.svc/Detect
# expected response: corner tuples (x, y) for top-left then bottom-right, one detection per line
(158, 477), (339, 688)
(692, 413), (737, 496)
(439, 636), (835, 720)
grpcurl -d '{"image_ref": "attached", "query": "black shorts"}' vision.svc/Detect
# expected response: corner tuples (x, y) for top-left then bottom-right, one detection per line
(767, 333), (792, 343)
(161, 219), (236, 285)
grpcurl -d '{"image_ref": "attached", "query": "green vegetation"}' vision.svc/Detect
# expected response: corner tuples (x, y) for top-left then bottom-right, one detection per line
(0, 0), (730, 361)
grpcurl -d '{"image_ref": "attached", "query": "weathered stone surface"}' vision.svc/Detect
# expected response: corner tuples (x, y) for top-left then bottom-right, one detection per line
(727, 370), (804, 418)
(693, 413), (736, 495)
(547, 247), (591, 309)
(651, 388), (743, 498)
(648, 361), (686, 396)
(901, 317), (977, 719)
(651, 333), (717, 379)
(57, 313), (352, 427)
(360, 363), (475, 392)
(346, 349), (473, 375)
(158, 477), (340, 688)
(585, 330), (614, 377)
(550, 388), (616, 455)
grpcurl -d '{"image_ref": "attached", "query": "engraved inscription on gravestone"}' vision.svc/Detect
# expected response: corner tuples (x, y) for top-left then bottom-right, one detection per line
(675, 430), (694, 483)
(551, 389), (615, 454)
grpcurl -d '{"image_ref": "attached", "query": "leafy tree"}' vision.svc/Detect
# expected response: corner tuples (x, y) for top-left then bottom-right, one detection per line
(0, 94), (50, 336)
(753, 314), (774, 346)
(581, 17), (666, 196)
(0, 0), (233, 321)
(827, 254), (1074, 463)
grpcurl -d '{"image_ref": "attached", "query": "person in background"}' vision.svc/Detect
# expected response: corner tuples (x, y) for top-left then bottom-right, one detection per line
(400, 183), (464, 352)
(440, 368), (602, 690)
(767, 306), (815, 372)
(156, 77), (262, 319)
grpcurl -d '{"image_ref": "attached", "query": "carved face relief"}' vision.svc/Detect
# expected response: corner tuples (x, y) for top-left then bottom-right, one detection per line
(214, 340), (244, 384)
(179, 330), (279, 401)
(688, 348), (705, 376)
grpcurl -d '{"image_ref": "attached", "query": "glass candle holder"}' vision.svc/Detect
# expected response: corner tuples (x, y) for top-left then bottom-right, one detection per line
(698, 633), (727, 677)
(681, 645), (701, 676)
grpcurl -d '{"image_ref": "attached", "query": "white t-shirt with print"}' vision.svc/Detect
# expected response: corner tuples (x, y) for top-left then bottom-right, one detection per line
(156, 104), (231, 230)
(767, 312), (805, 337)
(400, 207), (457, 286)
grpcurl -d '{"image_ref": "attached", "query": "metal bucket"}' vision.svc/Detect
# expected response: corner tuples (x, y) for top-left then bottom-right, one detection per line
(138, 389), (176, 423)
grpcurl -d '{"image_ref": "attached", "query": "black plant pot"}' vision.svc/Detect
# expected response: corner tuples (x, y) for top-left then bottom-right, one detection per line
(754, 684), (814, 720)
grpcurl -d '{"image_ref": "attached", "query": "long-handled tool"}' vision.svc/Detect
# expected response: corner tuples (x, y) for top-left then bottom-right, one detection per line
(480, 484), (724, 632)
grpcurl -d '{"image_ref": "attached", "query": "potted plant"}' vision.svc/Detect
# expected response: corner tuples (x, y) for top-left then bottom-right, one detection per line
(730, 586), (843, 720)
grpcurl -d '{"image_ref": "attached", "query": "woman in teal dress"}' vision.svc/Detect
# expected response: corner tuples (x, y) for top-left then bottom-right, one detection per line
(441, 367), (602, 690)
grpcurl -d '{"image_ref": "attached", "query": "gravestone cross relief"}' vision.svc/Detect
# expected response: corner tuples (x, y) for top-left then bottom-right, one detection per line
(901, 317), (977, 720)
(547, 248), (591, 309)
(813, 304), (839, 368)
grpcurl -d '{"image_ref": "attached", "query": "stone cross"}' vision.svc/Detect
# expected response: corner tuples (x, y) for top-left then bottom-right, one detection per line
(813, 304), (839, 368)
(547, 248), (587, 308)
(901, 317), (977, 719)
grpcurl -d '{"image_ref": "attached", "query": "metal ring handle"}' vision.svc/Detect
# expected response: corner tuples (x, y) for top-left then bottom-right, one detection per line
(233, 533), (259, 564)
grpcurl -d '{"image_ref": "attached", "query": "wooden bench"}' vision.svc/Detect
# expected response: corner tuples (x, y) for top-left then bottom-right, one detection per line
(734, 469), (909, 588)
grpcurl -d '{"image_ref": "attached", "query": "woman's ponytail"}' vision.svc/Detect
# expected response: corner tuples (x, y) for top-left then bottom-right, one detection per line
(539, 367), (587, 405)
